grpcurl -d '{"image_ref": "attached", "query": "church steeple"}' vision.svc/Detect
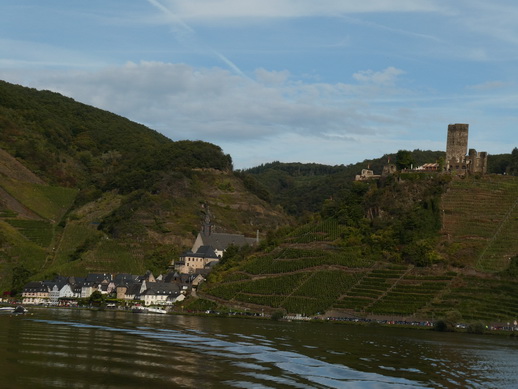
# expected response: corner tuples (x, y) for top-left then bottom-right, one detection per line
(201, 205), (214, 236)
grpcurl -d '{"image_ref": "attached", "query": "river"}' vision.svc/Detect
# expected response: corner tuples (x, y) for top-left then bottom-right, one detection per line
(0, 308), (517, 388)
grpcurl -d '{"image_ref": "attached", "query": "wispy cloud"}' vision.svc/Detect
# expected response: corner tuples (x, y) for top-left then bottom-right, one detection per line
(467, 81), (507, 91)
(0, 38), (104, 69)
(162, 0), (444, 20)
(353, 67), (405, 86)
(147, 0), (246, 77)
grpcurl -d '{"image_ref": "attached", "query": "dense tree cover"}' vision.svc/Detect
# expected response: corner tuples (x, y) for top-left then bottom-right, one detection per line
(0, 80), (233, 193)
(319, 173), (449, 266)
(395, 150), (415, 170)
(485, 148), (518, 174)
(244, 161), (346, 176)
(241, 150), (445, 217)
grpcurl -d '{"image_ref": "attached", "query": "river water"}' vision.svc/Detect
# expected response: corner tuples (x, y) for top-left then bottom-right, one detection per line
(0, 309), (517, 388)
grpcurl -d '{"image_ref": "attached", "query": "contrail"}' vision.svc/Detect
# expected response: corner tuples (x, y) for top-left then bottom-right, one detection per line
(212, 50), (247, 78)
(146, 0), (247, 78)
(147, 0), (193, 35)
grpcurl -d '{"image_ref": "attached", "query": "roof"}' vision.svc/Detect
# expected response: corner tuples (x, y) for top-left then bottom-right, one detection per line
(113, 273), (139, 285)
(143, 282), (180, 296)
(85, 273), (112, 283)
(180, 245), (219, 259)
(46, 279), (68, 290)
(198, 232), (257, 251)
(164, 272), (203, 284)
(23, 281), (49, 293)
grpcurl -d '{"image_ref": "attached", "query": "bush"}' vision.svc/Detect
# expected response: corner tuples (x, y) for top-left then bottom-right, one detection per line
(271, 310), (285, 321)
(467, 322), (486, 334)
(433, 320), (454, 332)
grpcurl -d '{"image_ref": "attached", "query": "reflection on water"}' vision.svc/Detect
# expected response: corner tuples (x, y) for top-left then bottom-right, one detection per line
(0, 309), (517, 388)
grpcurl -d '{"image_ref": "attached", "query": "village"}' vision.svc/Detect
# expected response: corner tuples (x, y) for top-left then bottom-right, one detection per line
(18, 210), (257, 309)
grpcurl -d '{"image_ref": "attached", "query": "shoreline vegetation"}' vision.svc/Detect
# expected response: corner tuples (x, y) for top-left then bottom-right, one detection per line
(14, 304), (518, 337)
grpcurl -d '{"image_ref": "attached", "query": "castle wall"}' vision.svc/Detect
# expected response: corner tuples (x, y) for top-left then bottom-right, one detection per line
(468, 149), (488, 174)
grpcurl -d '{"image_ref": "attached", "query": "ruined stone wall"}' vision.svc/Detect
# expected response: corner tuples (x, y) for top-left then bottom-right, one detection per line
(468, 149), (488, 174)
(446, 123), (469, 169)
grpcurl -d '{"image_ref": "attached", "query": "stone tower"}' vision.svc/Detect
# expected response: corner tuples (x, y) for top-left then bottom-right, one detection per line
(445, 123), (469, 171)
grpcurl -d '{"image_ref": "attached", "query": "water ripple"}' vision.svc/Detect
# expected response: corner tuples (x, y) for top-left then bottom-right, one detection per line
(30, 318), (425, 388)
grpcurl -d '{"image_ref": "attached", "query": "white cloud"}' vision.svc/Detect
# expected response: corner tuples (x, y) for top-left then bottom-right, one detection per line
(255, 68), (290, 85)
(353, 67), (405, 86)
(467, 81), (507, 91)
(0, 61), (411, 161)
(161, 0), (443, 20)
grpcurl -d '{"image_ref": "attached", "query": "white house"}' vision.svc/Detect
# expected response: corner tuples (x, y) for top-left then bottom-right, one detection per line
(141, 282), (183, 306)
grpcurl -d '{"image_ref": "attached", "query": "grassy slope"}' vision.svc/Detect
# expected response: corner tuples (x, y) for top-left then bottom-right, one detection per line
(0, 167), (290, 292)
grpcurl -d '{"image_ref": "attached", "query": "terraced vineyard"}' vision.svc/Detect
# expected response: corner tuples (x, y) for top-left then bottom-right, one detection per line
(429, 276), (518, 322)
(441, 175), (518, 272)
(201, 175), (518, 321)
(4, 219), (54, 247)
(369, 273), (456, 316)
(202, 254), (463, 319)
(334, 266), (408, 312)
(204, 269), (364, 315)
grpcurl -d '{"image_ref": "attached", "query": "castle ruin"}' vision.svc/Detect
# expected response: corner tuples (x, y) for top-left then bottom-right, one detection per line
(445, 123), (487, 175)
(355, 123), (488, 181)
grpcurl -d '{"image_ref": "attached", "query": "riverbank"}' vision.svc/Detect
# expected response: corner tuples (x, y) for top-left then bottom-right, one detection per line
(15, 302), (518, 338)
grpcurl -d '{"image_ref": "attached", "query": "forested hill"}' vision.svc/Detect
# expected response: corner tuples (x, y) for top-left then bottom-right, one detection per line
(0, 80), (289, 293)
(0, 80), (232, 191)
(239, 151), (445, 216)
(240, 150), (516, 217)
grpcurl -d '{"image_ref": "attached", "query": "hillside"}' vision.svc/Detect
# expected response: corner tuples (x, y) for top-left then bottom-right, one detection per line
(0, 80), (290, 294)
(241, 151), (517, 216)
(196, 174), (518, 323)
(241, 150), (445, 216)
(1, 79), (517, 324)
(440, 175), (518, 272)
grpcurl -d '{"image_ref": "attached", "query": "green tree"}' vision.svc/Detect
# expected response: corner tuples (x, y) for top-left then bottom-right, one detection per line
(89, 290), (105, 307)
(396, 150), (415, 170)
(510, 147), (518, 175)
(11, 265), (32, 296)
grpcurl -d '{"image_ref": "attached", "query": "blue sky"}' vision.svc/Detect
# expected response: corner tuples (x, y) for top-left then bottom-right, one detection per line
(1, 1), (517, 169)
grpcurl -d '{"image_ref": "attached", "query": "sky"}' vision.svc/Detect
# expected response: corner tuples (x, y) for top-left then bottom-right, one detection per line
(1, 1), (517, 169)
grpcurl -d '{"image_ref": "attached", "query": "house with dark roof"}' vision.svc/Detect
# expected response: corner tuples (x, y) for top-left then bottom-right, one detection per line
(193, 208), (258, 256)
(164, 271), (207, 291)
(175, 245), (220, 273)
(123, 283), (143, 301)
(22, 281), (50, 305)
(47, 279), (74, 305)
(172, 208), (258, 273)
(192, 231), (257, 258)
(141, 282), (184, 306)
